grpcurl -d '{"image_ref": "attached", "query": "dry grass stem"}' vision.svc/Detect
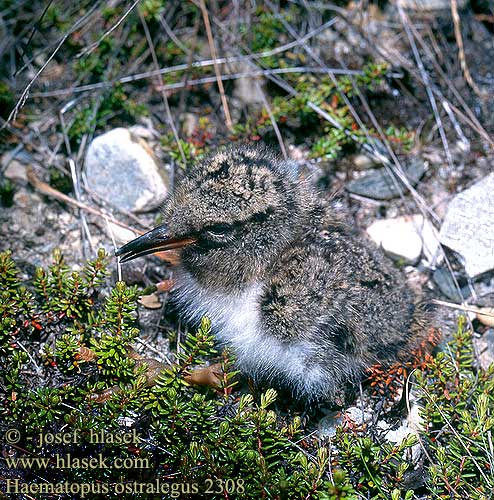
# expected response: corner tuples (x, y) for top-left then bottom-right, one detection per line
(26, 166), (137, 233)
(450, 0), (484, 98)
(197, 0), (233, 130)
(138, 8), (187, 166)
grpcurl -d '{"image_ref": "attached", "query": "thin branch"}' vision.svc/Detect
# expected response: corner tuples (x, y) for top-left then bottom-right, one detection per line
(441, 100), (470, 149)
(31, 66), (362, 98)
(397, 5), (454, 170)
(26, 166), (138, 234)
(69, 158), (95, 255)
(104, 216), (123, 282)
(13, 0), (55, 76)
(431, 300), (494, 318)
(450, 0), (483, 98)
(255, 80), (288, 159)
(2, 2), (100, 127)
(77, 0), (141, 58)
(138, 9), (187, 166)
(198, 0), (233, 130)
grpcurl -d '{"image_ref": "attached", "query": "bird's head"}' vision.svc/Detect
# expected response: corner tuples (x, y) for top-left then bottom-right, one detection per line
(116, 144), (312, 290)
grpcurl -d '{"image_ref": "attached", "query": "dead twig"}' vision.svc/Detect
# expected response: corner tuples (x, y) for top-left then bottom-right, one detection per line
(69, 158), (95, 255)
(197, 0), (233, 130)
(2, 2), (101, 128)
(431, 300), (494, 319)
(397, 5), (454, 170)
(76, 0), (140, 58)
(450, 0), (484, 98)
(13, 0), (55, 77)
(138, 9), (187, 166)
(26, 166), (137, 233)
(105, 216), (122, 282)
(255, 80), (288, 159)
(32, 67), (361, 98)
(441, 100), (470, 150)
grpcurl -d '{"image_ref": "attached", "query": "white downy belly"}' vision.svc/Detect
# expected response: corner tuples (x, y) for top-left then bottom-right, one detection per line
(171, 268), (327, 397)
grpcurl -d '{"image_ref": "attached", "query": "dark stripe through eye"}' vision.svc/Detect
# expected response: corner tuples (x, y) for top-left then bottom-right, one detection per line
(204, 223), (233, 236)
(203, 207), (276, 238)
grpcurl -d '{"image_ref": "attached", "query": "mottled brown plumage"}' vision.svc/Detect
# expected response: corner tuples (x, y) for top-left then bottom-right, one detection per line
(117, 144), (428, 402)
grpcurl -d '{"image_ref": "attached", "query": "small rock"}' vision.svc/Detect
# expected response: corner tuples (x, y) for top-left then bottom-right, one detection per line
(13, 189), (41, 209)
(366, 214), (439, 265)
(483, 328), (494, 348)
(352, 154), (375, 170)
(345, 406), (372, 425)
(105, 222), (137, 245)
(233, 76), (265, 106)
(317, 411), (343, 438)
(288, 144), (308, 162)
(139, 293), (162, 310)
(346, 158), (426, 200)
(384, 424), (411, 444)
(181, 113), (198, 137)
(476, 307), (494, 328)
(474, 329), (494, 370)
(476, 285), (494, 308)
(1, 149), (33, 168)
(433, 268), (471, 302)
(439, 173), (494, 277)
(381, 398), (423, 445)
(84, 128), (169, 213)
(128, 124), (157, 140)
(399, 0), (467, 10)
(4, 160), (27, 183)
(428, 181), (451, 220)
(118, 416), (136, 428)
(383, 419), (422, 464)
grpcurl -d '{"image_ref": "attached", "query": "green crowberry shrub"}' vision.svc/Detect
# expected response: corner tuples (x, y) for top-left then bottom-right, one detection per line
(0, 250), (343, 499)
(0, 250), (492, 499)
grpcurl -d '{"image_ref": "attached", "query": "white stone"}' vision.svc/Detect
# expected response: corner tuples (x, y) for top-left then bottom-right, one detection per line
(13, 189), (41, 209)
(439, 173), (494, 277)
(288, 144), (308, 162)
(352, 154), (375, 170)
(384, 423), (422, 463)
(420, 216), (442, 264)
(128, 124), (157, 140)
(4, 160), (27, 183)
(399, 0), (467, 10)
(407, 401), (425, 432)
(366, 215), (440, 265)
(84, 128), (169, 213)
(345, 406), (372, 425)
(105, 222), (137, 245)
(317, 411), (343, 438)
(233, 73), (265, 106)
(181, 113), (198, 137)
(384, 423), (411, 444)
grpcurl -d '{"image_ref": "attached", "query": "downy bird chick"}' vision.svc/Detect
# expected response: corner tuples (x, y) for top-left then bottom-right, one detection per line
(117, 144), (428, 402)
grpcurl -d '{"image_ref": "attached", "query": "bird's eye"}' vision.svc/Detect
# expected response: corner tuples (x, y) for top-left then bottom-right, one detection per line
(204, 223), (232, 239)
